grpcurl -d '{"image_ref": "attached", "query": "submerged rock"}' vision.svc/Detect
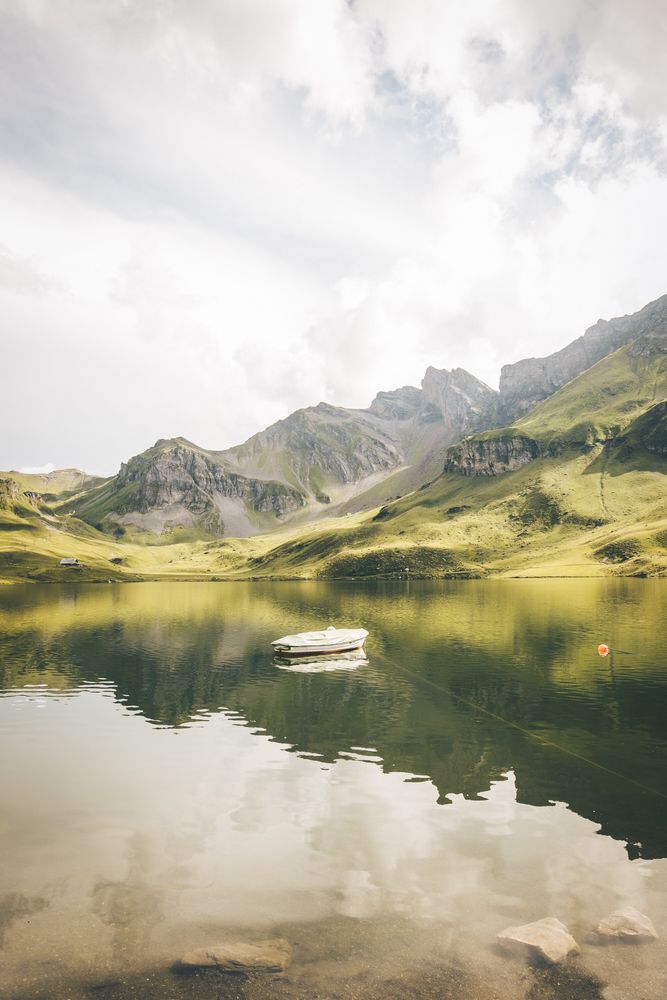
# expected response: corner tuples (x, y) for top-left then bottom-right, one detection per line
(498, 917), (580, 965)
(595, 906), (658, 943)
(180, 938), (292, 972)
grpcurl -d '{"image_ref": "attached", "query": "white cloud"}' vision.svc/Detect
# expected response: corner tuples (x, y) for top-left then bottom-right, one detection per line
(1, 0), (666, 472)
(18, 462), (55, 474)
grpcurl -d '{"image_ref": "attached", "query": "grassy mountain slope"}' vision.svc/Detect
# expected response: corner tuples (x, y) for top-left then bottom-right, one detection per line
(232, 335), (667, 580)
(6, 468), (106, 499)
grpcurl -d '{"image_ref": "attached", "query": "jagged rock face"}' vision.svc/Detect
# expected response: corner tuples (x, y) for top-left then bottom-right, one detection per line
(368, 386), (425, 420)
(444, 434), (548, 476)
(421, 367), (498, 435)
(628, 326), (667, 357)
(500, 294), (667, 419)
(0, 478), (44, 513)
(116, 442), (305, 534)
(0, 478), (21, 505)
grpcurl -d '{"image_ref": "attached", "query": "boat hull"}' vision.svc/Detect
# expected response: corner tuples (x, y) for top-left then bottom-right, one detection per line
(272, 638), (366, 657)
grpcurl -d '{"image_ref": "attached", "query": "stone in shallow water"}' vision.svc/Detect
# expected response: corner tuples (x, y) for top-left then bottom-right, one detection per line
(497, 917), (580, 965)
(180, 938), (292, 972)
(596, 906), (658, 943)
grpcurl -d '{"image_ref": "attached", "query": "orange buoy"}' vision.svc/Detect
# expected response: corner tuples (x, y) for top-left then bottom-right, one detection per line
(598, 643), (610, 657)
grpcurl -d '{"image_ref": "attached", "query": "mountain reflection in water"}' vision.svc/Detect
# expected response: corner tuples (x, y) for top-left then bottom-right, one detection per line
(2, 580), (665, 857)
(0, 580), (666, 999)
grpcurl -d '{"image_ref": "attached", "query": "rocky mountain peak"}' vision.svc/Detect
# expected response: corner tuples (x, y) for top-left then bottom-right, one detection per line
(421, 366), (498, 436)
(499, 293), (667, 421)
(368, 385), (423, 420)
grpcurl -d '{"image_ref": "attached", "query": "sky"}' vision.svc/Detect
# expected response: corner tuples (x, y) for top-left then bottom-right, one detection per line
(1, 0), (667, 475)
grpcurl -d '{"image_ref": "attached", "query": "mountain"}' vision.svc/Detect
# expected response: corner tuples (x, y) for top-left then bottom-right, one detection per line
(61, 438), (306, 538)
(244, 322), (667, 579)
(1, 292), (666, 582)
(62, 292), (666, 541)
(498, 292), (667, 421)
(221, 366), (497, 502)
(4, 468), (106, 498)
(61, 366), (499, 538)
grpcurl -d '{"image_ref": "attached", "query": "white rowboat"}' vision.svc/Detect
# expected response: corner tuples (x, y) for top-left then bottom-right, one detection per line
(271, 625), (368, 657)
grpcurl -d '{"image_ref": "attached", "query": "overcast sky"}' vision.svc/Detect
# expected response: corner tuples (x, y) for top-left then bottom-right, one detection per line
(2, 0), (666, 475)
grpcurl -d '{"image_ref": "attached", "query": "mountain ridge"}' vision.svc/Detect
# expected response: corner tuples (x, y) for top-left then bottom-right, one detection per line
(1, 291), (666, 581)
(65, 288), (666, 538)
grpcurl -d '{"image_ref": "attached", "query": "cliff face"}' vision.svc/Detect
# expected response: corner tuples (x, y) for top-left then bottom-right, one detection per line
(118, 441), (303, 515)
(421, 367), (498, 436)
(443, 434), (548, 476)
(0, 478), (21, 506)
(367, 386), (424, 421)
(499, 294), (667, 420)
(96, 440), (305, 536)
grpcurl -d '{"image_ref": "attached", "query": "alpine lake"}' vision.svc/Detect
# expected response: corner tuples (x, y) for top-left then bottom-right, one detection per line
(1, 580), (666, 1000)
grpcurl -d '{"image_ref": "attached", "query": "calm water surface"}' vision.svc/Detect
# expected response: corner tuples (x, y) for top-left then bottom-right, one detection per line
(0, 580), (666, 999)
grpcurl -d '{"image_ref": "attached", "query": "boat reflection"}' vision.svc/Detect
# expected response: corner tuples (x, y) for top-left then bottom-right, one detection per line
(273, 649), (369, 673)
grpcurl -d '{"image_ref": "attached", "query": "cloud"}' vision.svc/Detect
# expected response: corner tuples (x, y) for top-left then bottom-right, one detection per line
(18, 462), (55, 474)
(1, 0), (666, 472)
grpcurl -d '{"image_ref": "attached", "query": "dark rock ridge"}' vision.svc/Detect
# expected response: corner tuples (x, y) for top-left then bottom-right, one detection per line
(421, 366), (498, 434)
(499, 293), (667, 420)
(443, 434), (551, 477)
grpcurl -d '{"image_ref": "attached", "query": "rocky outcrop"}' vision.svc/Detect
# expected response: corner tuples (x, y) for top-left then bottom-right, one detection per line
(368, 385), (425, 420)
(627, 327), (667, 358)
(180, 938), (292, 972)
(0, 478), (43, 512)
(444, 434), (548, 476)
(595, 906), (658, 943)
(498, 917), (580, 965)
(73, 439), (309, 536)
(0, 478), (21, 507)
(499, 294), (667, 420)
(118, 441), (304, 519)
(421, 366), (498, 435)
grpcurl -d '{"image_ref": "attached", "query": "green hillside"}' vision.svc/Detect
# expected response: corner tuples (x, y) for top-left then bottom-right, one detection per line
(232, 335), (667, 580)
